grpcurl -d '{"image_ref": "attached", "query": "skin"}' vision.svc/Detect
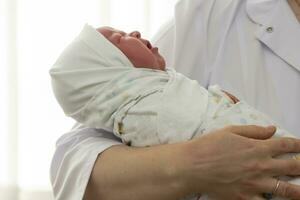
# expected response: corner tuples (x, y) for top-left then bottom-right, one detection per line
(84, 125), (300, 200)
(98, 26), (240, 103)
(84, 7), (300, 197)
(97, 26), (166, 71)
(288, 0), (300, 22)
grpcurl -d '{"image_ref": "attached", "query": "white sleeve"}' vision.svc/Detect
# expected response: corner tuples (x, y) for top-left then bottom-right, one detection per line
(50, 124), (122, 200)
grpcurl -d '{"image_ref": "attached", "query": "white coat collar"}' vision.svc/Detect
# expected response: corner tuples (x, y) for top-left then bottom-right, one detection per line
(246, 0), (280, 26)
(246, 0), (300, 72)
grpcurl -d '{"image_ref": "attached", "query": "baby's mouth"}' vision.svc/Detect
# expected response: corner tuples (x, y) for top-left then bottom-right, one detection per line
(146, 40), (152, 49)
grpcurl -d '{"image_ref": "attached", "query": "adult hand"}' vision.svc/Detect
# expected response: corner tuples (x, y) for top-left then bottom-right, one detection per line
(179, 125), (300, 200)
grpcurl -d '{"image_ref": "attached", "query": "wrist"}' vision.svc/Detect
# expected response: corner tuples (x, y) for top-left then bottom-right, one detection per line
(161, 141), (200, 196)
(151, 142), (193, 197)
(173, 140), (210, 195)
(89, 144), (193, 200)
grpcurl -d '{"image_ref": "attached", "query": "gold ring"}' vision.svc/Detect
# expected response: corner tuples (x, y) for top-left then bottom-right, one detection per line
(272, 179), (281, 195)
(262, 179), (281, 199)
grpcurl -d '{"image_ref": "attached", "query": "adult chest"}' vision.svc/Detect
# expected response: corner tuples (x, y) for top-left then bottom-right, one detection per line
(207, 0), (300, 134)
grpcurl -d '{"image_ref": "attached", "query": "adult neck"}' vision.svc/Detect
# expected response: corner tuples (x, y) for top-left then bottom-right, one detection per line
(288, 0), (300, 23)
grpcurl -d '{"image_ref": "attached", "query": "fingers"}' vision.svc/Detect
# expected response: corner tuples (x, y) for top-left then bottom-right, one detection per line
(274, 180), (300, 199)
(267, 159), (300, 177)
(252, 196), (265, 200)
(252, 178), (300, 199)
(263, 137), (300, 157)
(225, 125), (276, 139)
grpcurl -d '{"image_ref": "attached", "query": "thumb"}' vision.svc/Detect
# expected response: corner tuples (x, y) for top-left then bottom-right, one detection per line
(225, 125), (276, 140)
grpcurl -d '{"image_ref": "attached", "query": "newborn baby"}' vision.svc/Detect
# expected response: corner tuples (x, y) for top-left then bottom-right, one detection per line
(50, 24), (299, 200)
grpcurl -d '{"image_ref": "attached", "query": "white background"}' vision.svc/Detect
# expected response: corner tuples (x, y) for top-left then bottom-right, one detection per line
(0, 0), (177, 199)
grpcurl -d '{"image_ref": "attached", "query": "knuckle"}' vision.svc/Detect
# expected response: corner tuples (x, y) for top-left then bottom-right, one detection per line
(242, 161), (267, 174)
(257, 162), (270, 173)
(278, 183), (295, 197)
(290, 138), (300, 150)
(287, 161), (300, 174)
(242, 179), (258, 190)
(255, 144), (268, 154)
(242, 161), (257, 172)
(278, 138), (292, 152)
(243, 139), (257, 149)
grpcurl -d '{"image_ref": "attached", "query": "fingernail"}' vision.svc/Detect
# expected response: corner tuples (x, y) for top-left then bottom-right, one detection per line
(267, 126), (276, 132)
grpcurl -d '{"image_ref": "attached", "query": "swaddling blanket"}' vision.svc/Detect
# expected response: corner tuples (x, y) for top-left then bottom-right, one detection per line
(49, 24), (208, 141)
(50, 24), (299, 200)
(50, 24), (167, 131)
(113, 69), (209, 146)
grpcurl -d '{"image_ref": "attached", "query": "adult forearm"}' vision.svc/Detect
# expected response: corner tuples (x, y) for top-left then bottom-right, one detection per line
(84, 143), (191, 200)
(83, 125), (300, 200)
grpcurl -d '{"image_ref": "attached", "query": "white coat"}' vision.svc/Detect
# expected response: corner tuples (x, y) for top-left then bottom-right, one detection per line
(50, 1), (300, 199)
(153, 0), (300, 135)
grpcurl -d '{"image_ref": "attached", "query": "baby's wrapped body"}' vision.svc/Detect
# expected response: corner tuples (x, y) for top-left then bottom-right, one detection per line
(50, 24), (299, 200)
(113, 71), (292, 147)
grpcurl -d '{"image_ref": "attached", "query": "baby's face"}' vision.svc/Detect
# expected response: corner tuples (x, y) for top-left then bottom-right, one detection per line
(97, 26), (166, 71)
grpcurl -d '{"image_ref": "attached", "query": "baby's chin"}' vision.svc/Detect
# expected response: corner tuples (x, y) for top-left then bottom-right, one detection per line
(149, 60), (166, 71)
(155, 57), (166, 71)
(131, 57), (165, 71)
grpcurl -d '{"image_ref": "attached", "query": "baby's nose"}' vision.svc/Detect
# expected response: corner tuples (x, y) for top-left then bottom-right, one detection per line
(130, 31), (141, 38)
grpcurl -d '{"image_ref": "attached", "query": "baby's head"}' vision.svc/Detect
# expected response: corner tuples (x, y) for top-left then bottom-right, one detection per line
(97, 26), (166, 71)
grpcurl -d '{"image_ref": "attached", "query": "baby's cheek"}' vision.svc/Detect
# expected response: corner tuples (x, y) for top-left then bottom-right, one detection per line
(134, 56), (158, 70)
